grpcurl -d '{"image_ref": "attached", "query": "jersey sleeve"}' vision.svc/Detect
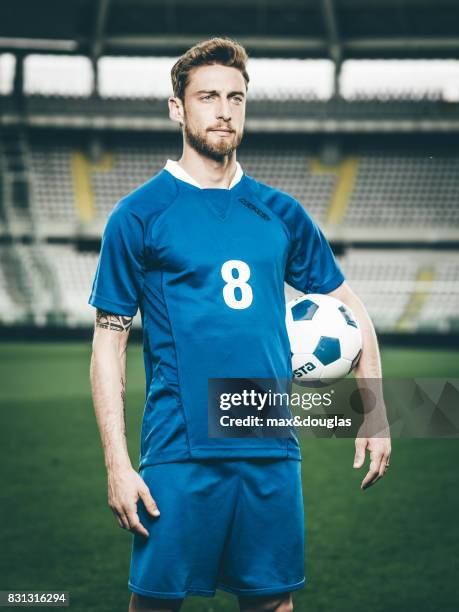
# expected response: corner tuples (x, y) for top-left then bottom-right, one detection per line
(88, 200), (145, 316)
(284, 201), (344, 294)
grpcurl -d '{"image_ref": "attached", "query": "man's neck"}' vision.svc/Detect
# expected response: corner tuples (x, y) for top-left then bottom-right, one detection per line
(177, 150), (238, 189)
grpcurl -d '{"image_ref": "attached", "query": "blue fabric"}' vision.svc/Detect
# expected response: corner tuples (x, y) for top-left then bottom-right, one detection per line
(88, 169), (345, 467)
(128, 459), (305, 598)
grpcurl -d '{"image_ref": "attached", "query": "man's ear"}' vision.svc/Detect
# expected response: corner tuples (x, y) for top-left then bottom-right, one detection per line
(168, 96), (184, 126)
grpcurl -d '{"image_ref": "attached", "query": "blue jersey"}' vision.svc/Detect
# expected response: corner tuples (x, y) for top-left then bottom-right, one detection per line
(88, 162), (345, 468)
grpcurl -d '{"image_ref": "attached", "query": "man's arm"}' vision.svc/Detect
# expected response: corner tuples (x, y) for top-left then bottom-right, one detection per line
(327, 281), (392, 490)
(90, 309), (159, 537)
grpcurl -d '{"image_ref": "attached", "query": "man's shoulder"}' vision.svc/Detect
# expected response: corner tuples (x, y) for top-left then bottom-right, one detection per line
(244, 173), (306, 225)
(111, 168), (178, 222)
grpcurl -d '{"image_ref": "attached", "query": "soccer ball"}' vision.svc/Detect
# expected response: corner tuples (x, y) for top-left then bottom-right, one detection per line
(285, 294), (362, 384)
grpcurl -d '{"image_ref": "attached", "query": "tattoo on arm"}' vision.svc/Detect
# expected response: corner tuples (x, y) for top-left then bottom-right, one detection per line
(95, 309), (133, 332)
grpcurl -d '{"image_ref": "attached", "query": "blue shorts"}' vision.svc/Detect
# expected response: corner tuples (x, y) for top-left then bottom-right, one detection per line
(128, 458), (305, 599)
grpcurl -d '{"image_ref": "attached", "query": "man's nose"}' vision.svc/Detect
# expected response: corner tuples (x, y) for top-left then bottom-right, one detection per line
(216, 98), (231, 121)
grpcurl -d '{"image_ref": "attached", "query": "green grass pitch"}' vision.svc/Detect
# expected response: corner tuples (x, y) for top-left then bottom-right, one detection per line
(0, 343), (458, 612)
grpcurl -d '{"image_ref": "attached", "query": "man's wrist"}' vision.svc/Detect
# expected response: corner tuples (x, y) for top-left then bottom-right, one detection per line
(361, 408), (390, 437)
(105, 454), (132, 474)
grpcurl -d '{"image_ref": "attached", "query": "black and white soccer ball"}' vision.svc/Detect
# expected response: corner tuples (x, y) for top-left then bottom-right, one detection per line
(286, 294), (362, 384)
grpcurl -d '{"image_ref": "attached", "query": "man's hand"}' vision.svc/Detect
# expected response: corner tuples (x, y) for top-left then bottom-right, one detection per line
(354, 431), (392, 490)
(107, 466), (160, 537)
(328, 283), (392, 491)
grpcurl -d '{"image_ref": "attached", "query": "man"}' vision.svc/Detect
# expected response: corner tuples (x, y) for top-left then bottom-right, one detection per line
(89, 37), (391, 612)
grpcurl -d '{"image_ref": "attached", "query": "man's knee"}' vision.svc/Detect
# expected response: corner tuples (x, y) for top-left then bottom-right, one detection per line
(238, 592), (293, 612)
(129, 593), (183, 612)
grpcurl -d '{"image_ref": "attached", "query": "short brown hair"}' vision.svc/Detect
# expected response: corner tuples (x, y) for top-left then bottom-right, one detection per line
(171, 37), (249, 101)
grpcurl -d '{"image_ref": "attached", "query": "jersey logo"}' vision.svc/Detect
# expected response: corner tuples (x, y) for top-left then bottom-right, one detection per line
(238, 198), (271, 221)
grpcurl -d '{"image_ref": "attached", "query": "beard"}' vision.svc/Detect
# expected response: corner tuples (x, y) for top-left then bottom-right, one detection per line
(183, 118), (243, 162)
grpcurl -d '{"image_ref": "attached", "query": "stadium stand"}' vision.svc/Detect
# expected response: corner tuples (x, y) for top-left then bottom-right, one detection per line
(1, 133), (456, 337)
(0, 240), (144, 329)
(13, 243), (54, 325)
(1, 2), (458, 339)
(239, 147), (333, 224)
(29, 145), (76, 228)
(22, 141), (459, 235)
(91, 144), (181, 219)
(285, 250), (459, 333)
(3, 95), (459, 125)
(2, 240), (456, 333)
(39, 244), (103, 326)
(0, 245), (25, 324)
(345, 152), (459, 227)
(419, 256), (459, 332)
(0, 129), (32, 229)
(337, 250), (459, 332)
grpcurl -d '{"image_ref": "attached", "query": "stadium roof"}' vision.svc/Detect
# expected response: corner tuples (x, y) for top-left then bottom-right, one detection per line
(1, 0), (459, 61)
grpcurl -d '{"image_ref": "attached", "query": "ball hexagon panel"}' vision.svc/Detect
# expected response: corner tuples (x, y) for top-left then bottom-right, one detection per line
(338, 304), (358, 328)
(313, 336), (341, 366)
(291, 299), (319, 322)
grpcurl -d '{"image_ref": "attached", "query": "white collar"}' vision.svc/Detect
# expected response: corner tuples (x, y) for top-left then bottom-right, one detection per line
(164, 159), (243, 189)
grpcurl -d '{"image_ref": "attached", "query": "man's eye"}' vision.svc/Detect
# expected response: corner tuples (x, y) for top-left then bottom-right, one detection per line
(232, 96), (243, 104)
(202, 95), (213, 101)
